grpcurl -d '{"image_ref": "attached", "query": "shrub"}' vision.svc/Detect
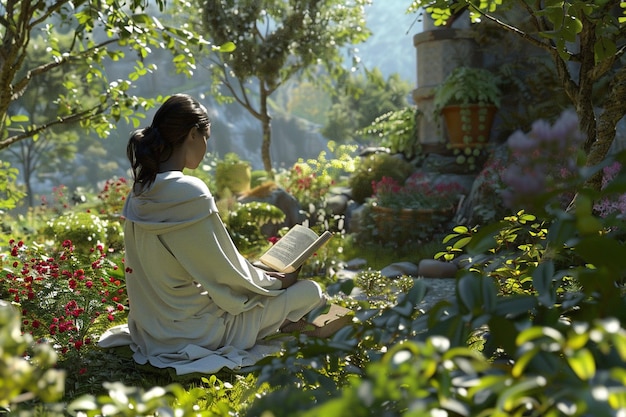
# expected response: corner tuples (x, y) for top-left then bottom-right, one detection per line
(96, 176), (131, 215)
(349, 152), (414, 204)
(276, 142), (358, 210)
(225, 201), (286, 252)
(43, 211), (123, 255)
(1, 239), (126, 360)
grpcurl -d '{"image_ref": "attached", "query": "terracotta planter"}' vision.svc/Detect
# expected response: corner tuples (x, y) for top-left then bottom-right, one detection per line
(371, 205), (454, 243)
(441, 104), (497, 148)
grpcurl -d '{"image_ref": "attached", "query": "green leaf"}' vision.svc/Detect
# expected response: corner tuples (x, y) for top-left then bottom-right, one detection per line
(466, 221), (505, 254)
(612, 331), (626, 361)
(10, 114), (30, 122)
(217, 41), (236, 52)
(498, 376), (547, 411)
(493, 295), (537, 318)
(457, 274), (480, 312)
(511, 345), (541, 378)
(516, 326), (564, 346)
(453, 236), (472, 250)
(453, 225), (469, 233)
(533, 261), (556, 306)
(566, 348), (595, 380)
(594, 37), (616, 62)
(442, 233), (460, 244)
(574, 236), (626, 275)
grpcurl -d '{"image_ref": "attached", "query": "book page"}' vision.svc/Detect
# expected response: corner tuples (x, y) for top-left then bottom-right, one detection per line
(260, 225), (332, 272)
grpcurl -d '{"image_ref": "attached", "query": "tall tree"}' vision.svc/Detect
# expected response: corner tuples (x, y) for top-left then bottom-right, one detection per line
(0, 0), (220, 151)
(408, 1), (626, 189)
(199, 0), (371, 173)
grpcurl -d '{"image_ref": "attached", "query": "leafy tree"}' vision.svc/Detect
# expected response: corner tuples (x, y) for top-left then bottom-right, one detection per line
(408, 0), (626, 189)
(198, 0), (371, 173)
(4, 34), (84, 206)
(322, 68), (413, 143)
(0, 0), (221, 151)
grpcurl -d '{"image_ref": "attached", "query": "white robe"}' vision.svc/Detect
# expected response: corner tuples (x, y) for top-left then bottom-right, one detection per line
(98, 171), (324, 375)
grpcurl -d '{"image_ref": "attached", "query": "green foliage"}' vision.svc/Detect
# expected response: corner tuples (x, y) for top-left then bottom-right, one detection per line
(215, 152), (252, 195)
(276, 142), (358, 210)
(0, 301), (65, 410)
(198, 0), (371, 170)
(0, 160), (25, 211)
(201, 0), (370, 88)
(357, 107), (422, 158)
(225, 201), (286, 252)
(1, 239), (126, 361)
(43, 211), (124, 255)
(322, 69), (413, 143)
(1, 0), (215, 151)
(355, 269), (414, 303)
(436, 212), (560, 295)
(408, 0), (626, 183)
(348, 152), (414, 204)
(433, 66), (502, 113)
(68, 374), (255, 417)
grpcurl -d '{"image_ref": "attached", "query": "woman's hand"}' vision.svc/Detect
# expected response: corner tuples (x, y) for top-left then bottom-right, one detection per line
(265, 268), (300, 289)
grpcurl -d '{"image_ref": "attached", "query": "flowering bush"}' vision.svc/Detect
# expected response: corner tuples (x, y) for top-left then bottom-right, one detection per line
(97, 176), (131, 215)
(372, 173), (463, 211)
(281, 160), (334, 209)
(501, 110), (585, 210)
(43, 211), (124, 254)
(594, 161), (626, 218)
(0, 238), (126, 359)
(40, 184), (71, 214)
(277, 143), (358, 210)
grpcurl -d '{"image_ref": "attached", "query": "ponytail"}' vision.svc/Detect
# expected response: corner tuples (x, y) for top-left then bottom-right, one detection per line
(127, 126), (174, 190)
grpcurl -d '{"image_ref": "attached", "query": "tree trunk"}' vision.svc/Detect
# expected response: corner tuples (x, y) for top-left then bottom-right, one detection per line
(585, 66), (626, 190)
(259, 83), (273, 174)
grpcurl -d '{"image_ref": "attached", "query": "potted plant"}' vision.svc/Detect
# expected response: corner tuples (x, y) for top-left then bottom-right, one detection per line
(369, 173), (463, 243)
(433, 66), (501, 149)
(215, 152), (252, 196)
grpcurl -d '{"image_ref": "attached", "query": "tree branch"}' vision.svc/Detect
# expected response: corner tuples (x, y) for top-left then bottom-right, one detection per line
(11, 38), (119, 101)
(0, 103), (108, 150)
(467, 1), (575, 60)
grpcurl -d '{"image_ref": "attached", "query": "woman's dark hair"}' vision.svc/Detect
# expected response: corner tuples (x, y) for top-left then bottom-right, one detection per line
(127, 94), (210, 189)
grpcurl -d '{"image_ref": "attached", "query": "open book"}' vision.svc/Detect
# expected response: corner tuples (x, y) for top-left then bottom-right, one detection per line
(259, 224), (333, 273)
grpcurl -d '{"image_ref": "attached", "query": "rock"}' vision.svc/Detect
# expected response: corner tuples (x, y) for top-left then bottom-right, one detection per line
(381, 261), (420, 279)
(418, 259), (458, 278)
(325, 193), (350, 215)
(344, 258), (368, 270)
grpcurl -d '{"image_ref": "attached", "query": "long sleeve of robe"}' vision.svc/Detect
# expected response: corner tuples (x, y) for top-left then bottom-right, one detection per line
(98, 171), (324, 375)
